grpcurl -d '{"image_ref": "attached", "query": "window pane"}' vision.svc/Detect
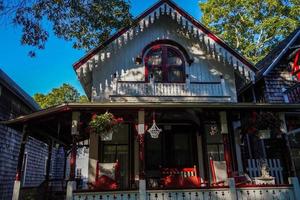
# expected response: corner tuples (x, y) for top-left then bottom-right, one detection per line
(172, 134), (191, 166)
(103, 145), (117, 163)
(207, 145), (219, 160)
(147, 49), (162, 65)
(104, 124), (128, 144)
(167, 49), (183, 65)
(152, 67), (163, 82)
(168, 67), (184, 82)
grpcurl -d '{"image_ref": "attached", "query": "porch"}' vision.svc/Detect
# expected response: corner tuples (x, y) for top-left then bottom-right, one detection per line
(2, 102), (300, 200)
(73, 184), (297, 200)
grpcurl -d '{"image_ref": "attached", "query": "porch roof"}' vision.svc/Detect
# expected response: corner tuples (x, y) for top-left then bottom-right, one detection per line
(1, 102), (299, 145)
(2, 102), (300, 125)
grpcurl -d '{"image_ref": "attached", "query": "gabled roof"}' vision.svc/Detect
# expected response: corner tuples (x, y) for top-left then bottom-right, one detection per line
(257, 28), (300, 77)
(73, 0), (256, 72)
(0, 69), (40, 111)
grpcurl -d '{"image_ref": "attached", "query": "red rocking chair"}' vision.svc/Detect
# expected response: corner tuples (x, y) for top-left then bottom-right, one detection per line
(90, 160), (120, 190)
(161, 165), (205, 188)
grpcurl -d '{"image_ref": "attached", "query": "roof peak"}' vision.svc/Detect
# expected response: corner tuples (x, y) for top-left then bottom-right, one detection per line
(73, 0), (255, 73)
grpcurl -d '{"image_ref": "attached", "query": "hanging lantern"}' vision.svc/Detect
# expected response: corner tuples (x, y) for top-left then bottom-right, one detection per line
(147, 111), (162, 139)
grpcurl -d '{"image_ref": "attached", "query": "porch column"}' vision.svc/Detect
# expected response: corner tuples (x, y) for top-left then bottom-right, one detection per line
(66, 112), (80, 200)
(12, 125), (28, 200)
(88, 132), (99, 183)
(232, 119), (244, 174)
(220, 111), (232, 178)
(138, 109), (146, 200)
(280, 113), (296, 177)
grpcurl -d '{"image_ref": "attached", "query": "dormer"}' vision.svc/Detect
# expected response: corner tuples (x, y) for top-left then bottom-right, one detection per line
(73, 0), (257, 103)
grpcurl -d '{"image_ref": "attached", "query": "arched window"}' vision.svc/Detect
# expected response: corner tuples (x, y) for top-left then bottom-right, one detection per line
(144, 45), (185, 83)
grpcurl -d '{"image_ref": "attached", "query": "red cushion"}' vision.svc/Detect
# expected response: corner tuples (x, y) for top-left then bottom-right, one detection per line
(94, 175), (118, 190)
(163, 175), (201, 188)
(185, 176), (201, 187)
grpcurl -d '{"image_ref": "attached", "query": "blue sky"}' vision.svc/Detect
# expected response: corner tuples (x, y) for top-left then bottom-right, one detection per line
(0, 0), (201, 96)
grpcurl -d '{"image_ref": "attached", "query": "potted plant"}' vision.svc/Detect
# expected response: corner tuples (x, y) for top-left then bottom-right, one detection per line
(89, 112), (123, 141)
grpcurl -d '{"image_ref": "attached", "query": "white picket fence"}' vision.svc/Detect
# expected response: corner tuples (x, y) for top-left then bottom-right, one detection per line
(247, 159), (284, 184)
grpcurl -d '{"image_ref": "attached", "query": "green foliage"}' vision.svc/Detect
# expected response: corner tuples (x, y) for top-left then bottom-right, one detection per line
(0, 0), (132, 56)
(79, 95), (89, 103)
(33, 83), (88, 109)
(199, 0), (300, 63)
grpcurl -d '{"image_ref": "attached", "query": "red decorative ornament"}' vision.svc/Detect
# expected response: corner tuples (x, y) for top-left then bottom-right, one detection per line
(292, 50), (300, 80)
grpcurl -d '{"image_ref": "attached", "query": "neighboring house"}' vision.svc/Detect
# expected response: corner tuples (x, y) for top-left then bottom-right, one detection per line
(0, 69), (65, 200)
(3, 1), (300, 200)
(242, 28), (300, 180)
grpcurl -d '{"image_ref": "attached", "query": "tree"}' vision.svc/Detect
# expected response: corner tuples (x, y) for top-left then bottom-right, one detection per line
(199, 0), (300, 63)
(33, 83), (89, 109)
(0, 0), (132, 56)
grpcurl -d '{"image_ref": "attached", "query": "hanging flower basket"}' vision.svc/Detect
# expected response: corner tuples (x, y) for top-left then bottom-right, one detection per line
(100, 130), (114, 141)
(243, 112), (282, 137)
(89, 112), (123, 141)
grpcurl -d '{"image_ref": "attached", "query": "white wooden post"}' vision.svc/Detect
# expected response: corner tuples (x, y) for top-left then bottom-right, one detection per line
(280, 113), (297, 177)
(233, 120), (244, 174)
(289, 177), (300, 200)
(66, 112), (80, 200)
(138, 109), (146, 200)
(228, 178), (237, 200)
(220, 111), (228, 134)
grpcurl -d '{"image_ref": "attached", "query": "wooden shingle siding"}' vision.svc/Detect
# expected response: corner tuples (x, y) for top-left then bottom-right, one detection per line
(50, 147), (66, 179)
(0, 125), (21, 200)
(264, 63), (295, 103)
(0, 73), (65, 199)
(22, 137), (48, 187)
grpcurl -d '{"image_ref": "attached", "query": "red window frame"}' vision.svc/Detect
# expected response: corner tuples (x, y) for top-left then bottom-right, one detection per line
(292, 50), (300, 80)
(144, 45), (185, 83)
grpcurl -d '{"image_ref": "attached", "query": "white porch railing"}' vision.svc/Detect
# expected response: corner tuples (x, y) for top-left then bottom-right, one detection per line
(73, 186), (296, 200)
(236, 186), (294, 200)
(73, 190), (139, 200)
(115, 81), (226, 97)
(146, 188), (231, 200)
